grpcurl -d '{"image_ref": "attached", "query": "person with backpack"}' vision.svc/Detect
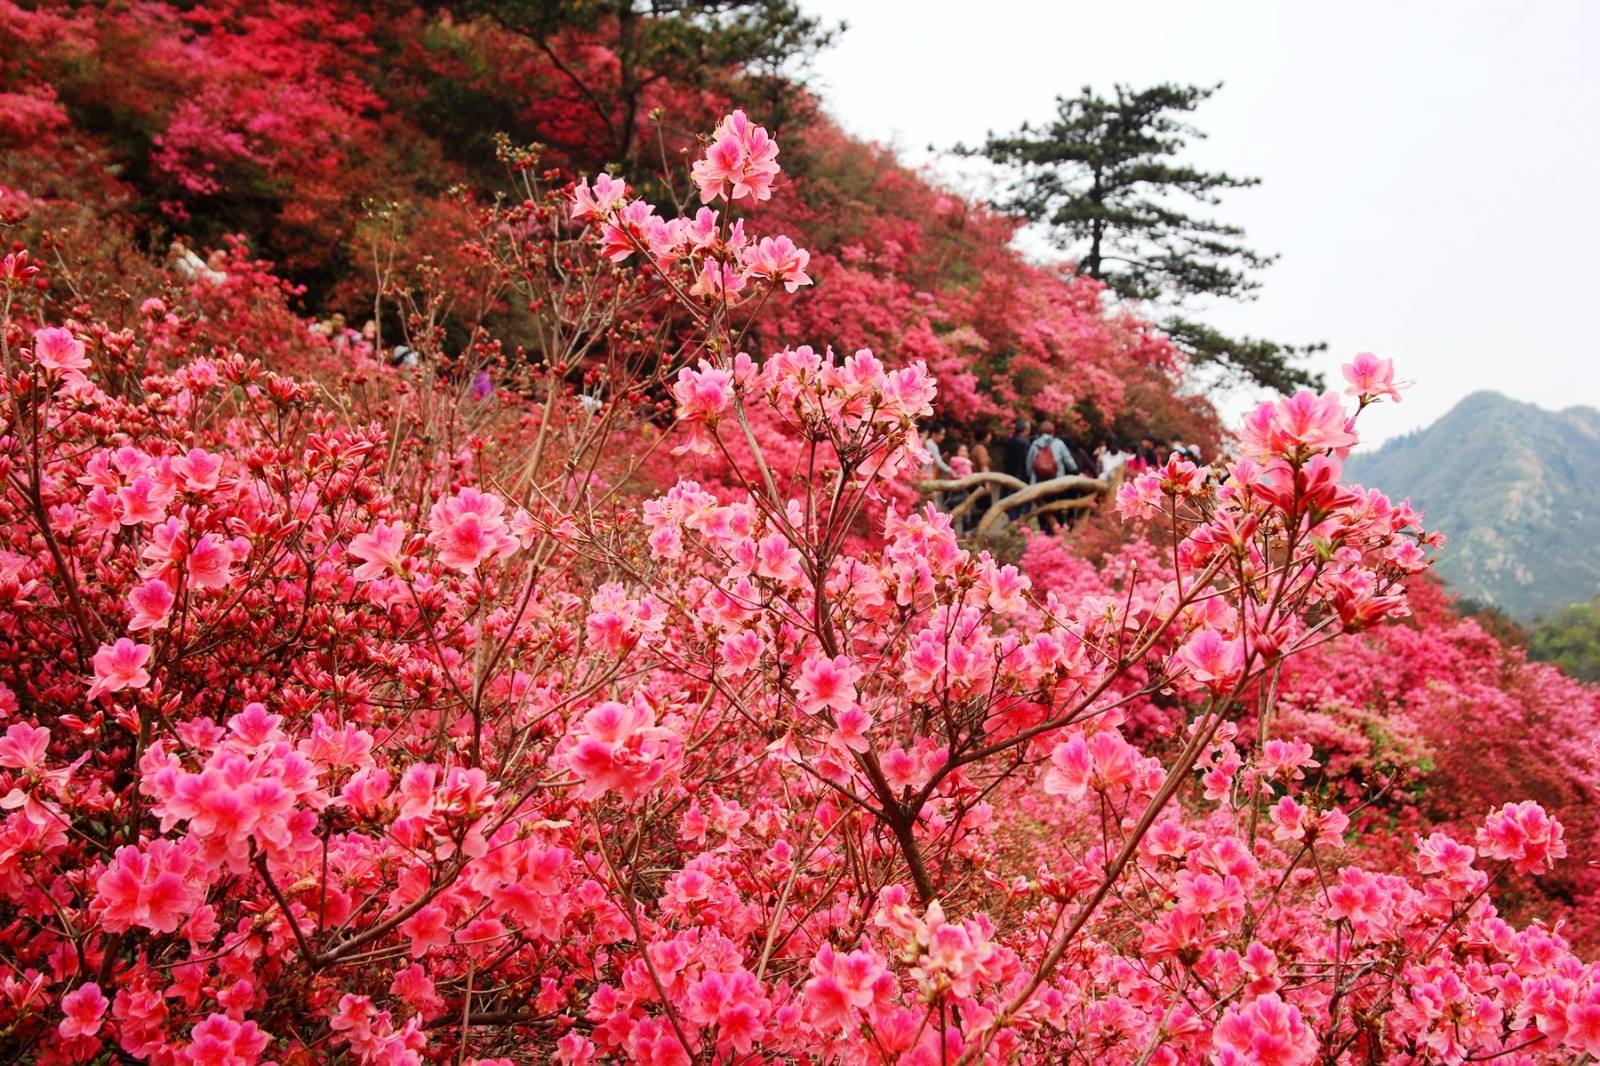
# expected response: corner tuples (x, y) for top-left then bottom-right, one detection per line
(1025, 421), (1079, 533)
(1025, 420), (1078, 484)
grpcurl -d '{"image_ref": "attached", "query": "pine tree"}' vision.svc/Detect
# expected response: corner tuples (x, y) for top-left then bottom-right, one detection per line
(963, 83), (1321, 394)
(439, 0), (839, 168)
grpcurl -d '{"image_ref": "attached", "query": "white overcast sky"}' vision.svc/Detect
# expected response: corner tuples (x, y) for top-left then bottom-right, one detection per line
(797, 0), (1600, 448)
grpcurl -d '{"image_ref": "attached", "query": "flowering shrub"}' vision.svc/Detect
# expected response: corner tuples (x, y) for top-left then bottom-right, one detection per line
(1262, 575), (1600, 947)
(1, 111), (1597, 1066)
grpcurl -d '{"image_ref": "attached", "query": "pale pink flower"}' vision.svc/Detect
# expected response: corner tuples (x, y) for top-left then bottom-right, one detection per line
(567, 700), (682, 801)
(742, 235), (812, 292)
(1415, 831), (1481, 889)
(180, 1014), (269, 1065)
(116, 475), (171, 525)
(570, 172), (629, 223)
(688, 259), (746, 301)
(1341, 352), (1404, 403)
(691, 110), (782, 203)
(1042, 733), (1093, 800)
(1176, 628), (1246, 691)
(0, 722), (49, 771)
(830, 706), (873, 753)
(597, 198), (657, 262)
(753, 532), (804, 585)
(672, 362), (734, 424)
(1258, 738), (1316, 780)
(804, 943), (885, 1030)
(1239, 390), (1359, 460)
(979, 561), (1031, 614)
(185, 532), (236, 590)
(401, 903), (451, 958)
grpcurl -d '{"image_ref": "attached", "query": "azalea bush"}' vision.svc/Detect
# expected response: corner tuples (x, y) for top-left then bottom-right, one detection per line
(1, 110), (1598, 1066)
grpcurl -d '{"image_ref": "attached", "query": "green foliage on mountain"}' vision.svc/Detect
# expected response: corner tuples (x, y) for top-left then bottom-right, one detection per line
(1530, 597), (1600, 682)
(1345, 391), (1600, 620)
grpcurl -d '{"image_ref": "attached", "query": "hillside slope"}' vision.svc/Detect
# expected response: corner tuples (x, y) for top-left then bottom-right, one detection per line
(1346, 391), (1600, 618)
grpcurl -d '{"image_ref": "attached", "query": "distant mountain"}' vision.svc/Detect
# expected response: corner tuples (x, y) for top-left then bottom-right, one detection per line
(1344, 391), (1600, 619)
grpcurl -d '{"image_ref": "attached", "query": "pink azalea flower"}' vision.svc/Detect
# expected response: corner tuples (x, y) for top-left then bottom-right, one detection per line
(1239, 390), (1359, 460)
(1415, 831), (1481, 890)
(1341, 351), (1404, 403)
(691, 110), (782, 203)
(597, 198), (657, 262)
(1042, 733), (1093, 800)
(94, 838), (208, 933)
(1175, 628), (1246, 691)
(117, 475), (171, 526)
(87, 638), (153, 701)
(1477, 801), (1567, 874)
(688, 259), (747, 301)
(794, 654), (861, 716)
(127, 577), (176, 631)
(58, 982), (108, 1039)
(31, 326), (90, 375)
(830, 705), (873, 753)
(348, 520), (408, 581)
(742, 235), (812, 293)
(401, 903), (452, 958)
(671, 362), (734, 424)
(570, 172), (628, 223)
(171, 447), (224, 491)
(0, 722), (49, 771)
(426, 488), (516, 573)
(186, 532), (236, 590)
(567, 700), (682, 801)
(180, 1014), (269, 1065)
(1212, 992), (1318, 1065)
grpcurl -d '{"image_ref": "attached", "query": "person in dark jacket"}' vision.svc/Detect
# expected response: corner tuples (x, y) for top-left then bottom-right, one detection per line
(1066, 438), (1097, 483)
(1002, 419), (1032, 484)
(1001, 418), (1032, 524)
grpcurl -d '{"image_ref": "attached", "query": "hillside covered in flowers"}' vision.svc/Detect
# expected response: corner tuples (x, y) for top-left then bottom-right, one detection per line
(2, 2), (1599, 1063)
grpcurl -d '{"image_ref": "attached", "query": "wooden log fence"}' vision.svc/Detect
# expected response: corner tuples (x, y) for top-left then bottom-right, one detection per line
(915, 472), (1109, 538)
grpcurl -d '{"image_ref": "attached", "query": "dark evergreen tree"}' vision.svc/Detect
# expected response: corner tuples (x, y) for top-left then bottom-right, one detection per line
(961, 83), (1321, 393)
(434, 0), (839, 168)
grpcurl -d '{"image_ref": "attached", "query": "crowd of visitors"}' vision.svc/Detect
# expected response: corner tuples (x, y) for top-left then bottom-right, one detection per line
(310, 313), (423, 369)
(169, 238), (1196, 530)
(925, 417), (1210, 534)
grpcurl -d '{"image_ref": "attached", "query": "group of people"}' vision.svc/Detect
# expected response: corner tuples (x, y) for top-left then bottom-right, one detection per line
(167, 240), (228, 286)
(310, 313), (422, 369)
(923, 418), (1207, 533)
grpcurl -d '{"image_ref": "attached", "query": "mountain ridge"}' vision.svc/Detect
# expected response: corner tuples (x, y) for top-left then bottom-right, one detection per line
(1345, 390), (1600, 619)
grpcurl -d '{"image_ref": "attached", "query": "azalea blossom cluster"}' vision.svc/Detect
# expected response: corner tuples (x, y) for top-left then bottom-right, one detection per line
(0, 110), (1595, 1066)
(571, 110), (812, 304)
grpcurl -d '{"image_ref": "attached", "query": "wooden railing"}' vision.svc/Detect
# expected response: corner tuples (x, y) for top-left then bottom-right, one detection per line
(915, 472), (1109, 537)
